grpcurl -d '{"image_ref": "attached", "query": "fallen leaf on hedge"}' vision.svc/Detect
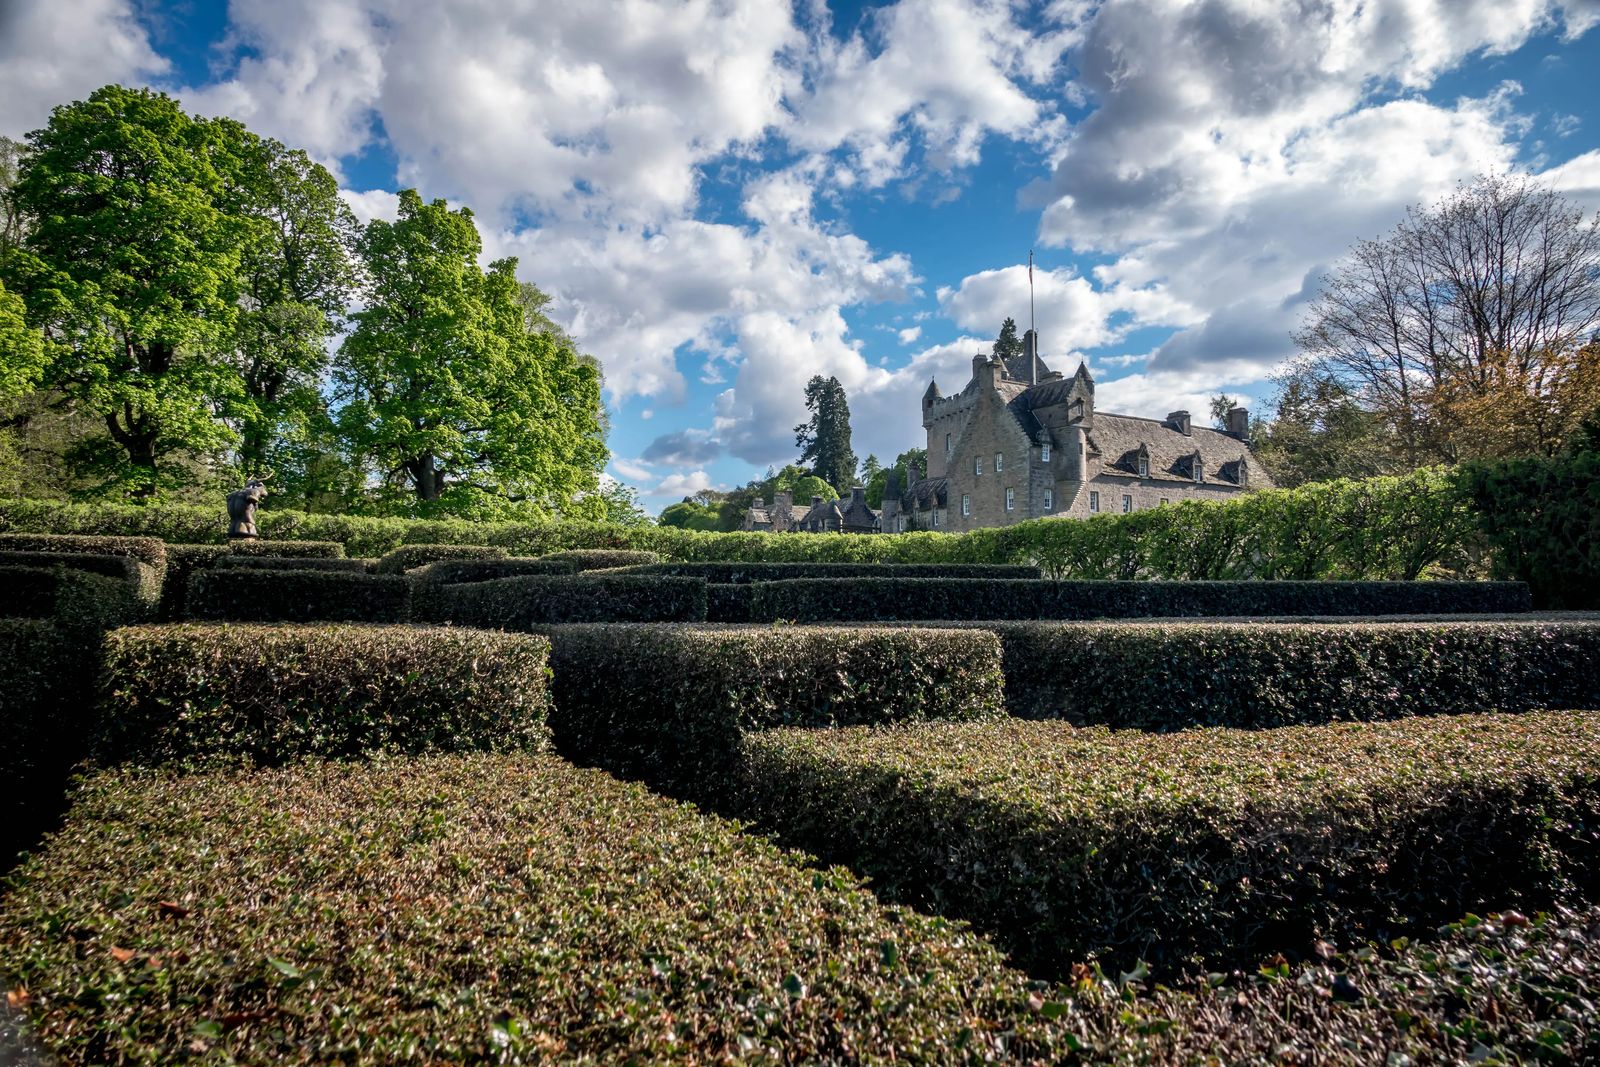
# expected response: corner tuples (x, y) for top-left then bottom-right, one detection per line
(157, 900), (189, 920)
(109, 946), (136, 962)
(6, 987), (27, 1009)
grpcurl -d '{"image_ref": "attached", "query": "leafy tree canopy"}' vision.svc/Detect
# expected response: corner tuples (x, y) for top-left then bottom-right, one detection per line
(334, 189), (607, 519)
(4, 85), (247, 498)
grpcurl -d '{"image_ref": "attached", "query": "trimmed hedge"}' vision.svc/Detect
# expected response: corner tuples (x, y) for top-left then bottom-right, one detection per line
(158, 544), (227, 620)
(0, 531), (167, 572)
(737, 712), (1600, 979)
(187, 569), (411, 623)
(443, 573), (706, 626)
(371, 543), (505, 575)
(211, 555), (371, 573)
(1054, 908), (1600, 1064)
(1460, 447), (1600, 608)
(625, 561), (1045, 582)
(0, 753), (1077, 1063)
(222, 539), (345, 558)
(983, 619), (1600, 725)
(546, 625), (1003, 790)
(747, 578), (1532, 622)
(539, 548), (661, 570)
(97, 624), (551, 767)
(0, 619), (91, 867)
(406, 557), (579, 622)
(0, 550), (161, 614)
(0, 565), (144, 631)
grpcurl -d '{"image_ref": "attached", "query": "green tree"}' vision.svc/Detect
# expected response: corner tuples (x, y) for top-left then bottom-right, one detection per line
(659, 498), (722, 530)
(594, 478), (651, 527)
(216, 128), (359, 493)
(334, 189), (606, 518)
(794, 374), (857, 492)
(994, 317), (1023, 365)
(3, 85), (246, 498)
(1252, 370), (1394, 487)
(0, 279), (46, 401)
(864, 447), (926, 508)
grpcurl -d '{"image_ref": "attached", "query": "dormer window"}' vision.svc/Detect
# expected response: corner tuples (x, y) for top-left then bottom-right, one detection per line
(1136, 446), (1150, 479)
(1236, 457), (1250, 487)
(1192, 451), (1204, 483)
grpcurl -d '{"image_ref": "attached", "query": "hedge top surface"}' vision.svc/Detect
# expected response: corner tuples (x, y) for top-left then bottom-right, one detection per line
(370, 543), (506, 574)
(0, 532), (167, 570)
(539, 548), (661, 569)
(625, 561), (1045, 583)
(0, 753), (1075, 1064)
(750, 711), (1600, 820)
(97, 623), (551, 766)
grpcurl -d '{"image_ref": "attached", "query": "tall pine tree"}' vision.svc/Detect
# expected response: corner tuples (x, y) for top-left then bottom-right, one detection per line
(994, 317), (1024, 365)
(794, 374), (858, 493)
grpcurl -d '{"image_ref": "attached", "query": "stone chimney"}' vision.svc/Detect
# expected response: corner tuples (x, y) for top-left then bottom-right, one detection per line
(753, 496), (766, 510)
(850, 486), (866, 509)
(774, 490), (792, 511)
(811, 494), (823, 509)
(1225, 406), (1250, 439)
(1023, 329), (1039, 385)
(1167, 410), (1191, 435)
(972, 352), (998, 390)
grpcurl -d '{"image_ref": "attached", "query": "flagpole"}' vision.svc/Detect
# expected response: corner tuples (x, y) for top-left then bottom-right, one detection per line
(1028, 249), (1037, 385)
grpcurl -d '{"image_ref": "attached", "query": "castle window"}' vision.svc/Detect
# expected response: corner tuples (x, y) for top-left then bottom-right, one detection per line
(974, 455), (982, 476)
(1089, 491), (1099, 513)
(1160, 497), (1170, 506)
(1043, 488), (1053, 511)
(1122, 494), (1133, 513)
(994, 452), (1003, 473)
(931, 510), (940, 528)
(1040, 441), (1050, 462)
(1137, 454), (1149, 479)
(1005, 487), (1015, 511)
(945, 433), (951, 456)
(961, 494), (971, 517)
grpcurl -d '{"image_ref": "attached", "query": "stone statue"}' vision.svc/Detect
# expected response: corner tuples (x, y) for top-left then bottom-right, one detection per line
(227, 478), (269, 539)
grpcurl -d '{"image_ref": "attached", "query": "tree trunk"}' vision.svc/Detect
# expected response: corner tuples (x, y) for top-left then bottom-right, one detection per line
(416, 453), (440, 501)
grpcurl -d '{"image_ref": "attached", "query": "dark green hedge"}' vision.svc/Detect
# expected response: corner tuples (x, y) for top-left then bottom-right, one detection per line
(211, 555), (371, 573)
(748, 578), (1532, 622)
(539, 548), (661, 570)
(1460, 447), (1600, 608)
(406, 557), (579, 622)
(0, 565), (144, 631)
(0, 532), (167, 571)
(546, 625), (1003, 791)
(187, 569), (411, 623)
(738, 712), (1600, 979)
(0, 619), (92, 868)
(371, 543), (505, 575)
(224, 539), (346, 558)
(626, 561), (1044, 582)
(0, 753), (1078, 1063)
(983, 619), (1600, 725)
(97, 624), (551, 767)
(158, 544), (227, 620)
(0, 550), (160, 614)
(1053, 908), (1600, 1064)
(443, 574), (706, 626)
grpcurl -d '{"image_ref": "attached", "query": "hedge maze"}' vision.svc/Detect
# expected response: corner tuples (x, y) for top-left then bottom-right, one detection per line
(2, 531), (1599, 1063)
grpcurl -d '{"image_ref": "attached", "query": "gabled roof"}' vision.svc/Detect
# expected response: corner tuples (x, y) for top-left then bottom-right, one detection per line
(1087, 414), (1272, 487)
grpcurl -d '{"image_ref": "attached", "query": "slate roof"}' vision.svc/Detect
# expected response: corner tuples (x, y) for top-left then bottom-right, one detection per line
(1085, 413), (1271, 487)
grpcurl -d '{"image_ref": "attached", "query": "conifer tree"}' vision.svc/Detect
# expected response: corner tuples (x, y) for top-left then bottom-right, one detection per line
(794, 374), (858, 493)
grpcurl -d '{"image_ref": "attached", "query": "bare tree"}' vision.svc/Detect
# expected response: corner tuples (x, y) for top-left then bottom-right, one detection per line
(1293, 174), (1600, 464)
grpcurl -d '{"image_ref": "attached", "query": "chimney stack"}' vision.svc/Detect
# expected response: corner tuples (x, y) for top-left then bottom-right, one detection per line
(1167, 410), (1191, 435)
(850, 485), (866, 508)
(1226, 406), (1250, 439)
(1023, 329), (1038, 385)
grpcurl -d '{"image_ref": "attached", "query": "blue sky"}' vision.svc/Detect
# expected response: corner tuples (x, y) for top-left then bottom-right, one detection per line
(3, 0), (1600, 512)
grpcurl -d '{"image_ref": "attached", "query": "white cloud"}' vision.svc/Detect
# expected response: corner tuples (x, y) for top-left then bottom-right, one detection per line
(0, 0), (168, 138)
(339, 188), (400, 226)
(655, 470), (715, 497)
(897, 325), (922, 344)
(609, 457), (654, 482)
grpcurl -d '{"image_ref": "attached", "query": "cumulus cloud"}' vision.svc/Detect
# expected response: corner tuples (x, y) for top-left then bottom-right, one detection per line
(655, 470), (715, 497)
(641, 429), (722, 466)
(0, 0), (168, 138)
(898, 325), (922, 344)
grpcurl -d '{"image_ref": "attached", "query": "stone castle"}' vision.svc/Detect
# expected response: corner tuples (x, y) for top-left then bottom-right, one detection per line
(744, 330), (1270, 534)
